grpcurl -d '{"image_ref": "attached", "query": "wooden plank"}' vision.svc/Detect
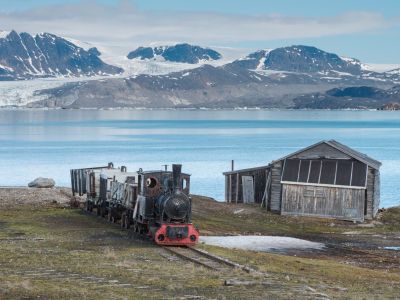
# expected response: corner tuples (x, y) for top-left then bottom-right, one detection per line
(225, 175), (229, 202)
(365, 167), (375, 219)
(270, 161), (283, 212)
(242, 176), (255, 204)
(281, 184), (364, 221)
(281, 181), (366, 190)
(236, 173), (239, 204)
(373, 170), (380, 217)
(70, 170), (75, 196)
(228, 175), (232, 203)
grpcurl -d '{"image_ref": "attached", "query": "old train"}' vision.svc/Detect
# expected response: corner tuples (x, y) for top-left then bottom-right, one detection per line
(70, 163), (199, 246)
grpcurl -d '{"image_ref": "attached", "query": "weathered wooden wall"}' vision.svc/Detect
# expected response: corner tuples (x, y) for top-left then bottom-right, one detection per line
(225, 167), (268, 204)
(270, 161), (283, 212)
(373, 170), (380, 217)
(365, 167), (374, 219)
(281, 184), (365, 221)
(365, 167), (380, 219)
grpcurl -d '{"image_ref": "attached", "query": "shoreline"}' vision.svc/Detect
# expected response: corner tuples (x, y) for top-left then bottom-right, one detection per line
(0, 106), (392, 111)
(0, 186), (398, 209)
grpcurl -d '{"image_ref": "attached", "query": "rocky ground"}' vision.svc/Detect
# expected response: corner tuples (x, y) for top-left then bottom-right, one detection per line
(0, 187), (72, 207)
(0, 188), (399, 299)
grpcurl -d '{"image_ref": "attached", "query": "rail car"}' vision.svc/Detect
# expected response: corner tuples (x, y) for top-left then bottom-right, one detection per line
(70, 163), (199, 246)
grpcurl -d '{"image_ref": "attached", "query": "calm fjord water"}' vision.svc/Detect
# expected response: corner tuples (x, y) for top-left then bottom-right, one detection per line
(0, 109), (399, 207)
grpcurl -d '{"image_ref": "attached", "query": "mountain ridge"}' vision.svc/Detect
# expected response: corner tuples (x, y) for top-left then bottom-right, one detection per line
(0, 30), (123, 80)
(127, 43), (222, 64)
(0, 30), (399, 109)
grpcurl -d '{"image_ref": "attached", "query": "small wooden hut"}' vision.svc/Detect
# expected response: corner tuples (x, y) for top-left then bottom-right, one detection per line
(223, 140), (381, 221)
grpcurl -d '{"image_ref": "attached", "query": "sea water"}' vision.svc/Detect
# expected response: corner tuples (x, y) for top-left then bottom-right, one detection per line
(0, 109), (399, 207)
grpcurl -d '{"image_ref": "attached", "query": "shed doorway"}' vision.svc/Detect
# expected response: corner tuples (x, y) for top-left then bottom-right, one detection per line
(242, 176), (255, 203)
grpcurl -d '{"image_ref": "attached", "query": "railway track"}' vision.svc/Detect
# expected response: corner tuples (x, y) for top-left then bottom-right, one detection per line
(163, 246), (258, 273)
(82, 206), (258, 273)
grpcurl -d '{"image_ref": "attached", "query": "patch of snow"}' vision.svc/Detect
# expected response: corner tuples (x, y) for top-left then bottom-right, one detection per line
(320, 76), (341, 80)
(331, 70), (352, 76)
(341, 56), (360, 65)
(167, 95), (190, 105)
(386, 68), (400, 75)
(200, 235), (325, 252)
(361, 63), (400, 73)
(384, 246), (400, 251)
(256, 56), (267, 71)
(255, 69), (287, 75)
(62, 37), (96, 51)
(0, 30), (9, 39)
(0, 63), (13, 72)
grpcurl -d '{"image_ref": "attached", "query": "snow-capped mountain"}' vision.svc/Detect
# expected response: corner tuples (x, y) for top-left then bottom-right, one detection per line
(127, 43), (222, 64)
(387, 68), (400, 75)
(1, 34), (400, 109)
(30, 59), (395, 109)
(228, 45), (362, 75)
(0, 31), (123, 80)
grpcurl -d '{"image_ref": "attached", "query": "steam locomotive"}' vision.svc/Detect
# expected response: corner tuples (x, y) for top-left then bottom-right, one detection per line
(70, 163), (199, 246)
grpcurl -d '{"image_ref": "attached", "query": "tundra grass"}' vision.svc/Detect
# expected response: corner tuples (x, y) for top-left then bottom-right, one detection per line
(197, 243), (400, 299)
(191, 196), (400, 236)
(1, 202), (399, 299)
(0, 205), (312, 299)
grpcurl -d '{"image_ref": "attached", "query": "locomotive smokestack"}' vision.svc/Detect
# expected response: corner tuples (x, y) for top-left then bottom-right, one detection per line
(172, 164), (182, 191)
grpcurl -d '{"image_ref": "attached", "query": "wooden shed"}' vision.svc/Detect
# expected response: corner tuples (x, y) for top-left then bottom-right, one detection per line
(223, 140), (381, 221)
(224, 165), (270, 204)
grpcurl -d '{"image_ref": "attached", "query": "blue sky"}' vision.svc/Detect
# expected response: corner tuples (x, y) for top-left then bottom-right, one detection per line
(2, 0), (399, 16)
(0, 0), (399, 63)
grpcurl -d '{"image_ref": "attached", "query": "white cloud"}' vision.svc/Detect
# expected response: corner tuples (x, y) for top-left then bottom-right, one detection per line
(0, 0), (396, 52)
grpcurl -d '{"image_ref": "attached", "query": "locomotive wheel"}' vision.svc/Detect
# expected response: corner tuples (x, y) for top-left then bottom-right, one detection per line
(120, 214), (126, 229)
(138, 225), (144, 235)
(100, 206), (106, 218)
(110, 211), (116, 223)
(123, 214), (131, 229)
(125, 218), (130, 229)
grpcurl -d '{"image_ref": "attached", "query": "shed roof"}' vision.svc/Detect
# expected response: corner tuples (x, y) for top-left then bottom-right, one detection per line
(223, 165), (270, 176)
(273, 139), (381, 170)
(223, 140), (381, 176)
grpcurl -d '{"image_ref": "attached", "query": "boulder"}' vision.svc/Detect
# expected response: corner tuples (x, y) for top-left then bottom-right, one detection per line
(28, 177), (55, 188)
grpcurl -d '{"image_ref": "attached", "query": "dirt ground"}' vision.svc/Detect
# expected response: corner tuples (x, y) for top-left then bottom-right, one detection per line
(0, 188), (399, 299)
(192, 195), (400, 272)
